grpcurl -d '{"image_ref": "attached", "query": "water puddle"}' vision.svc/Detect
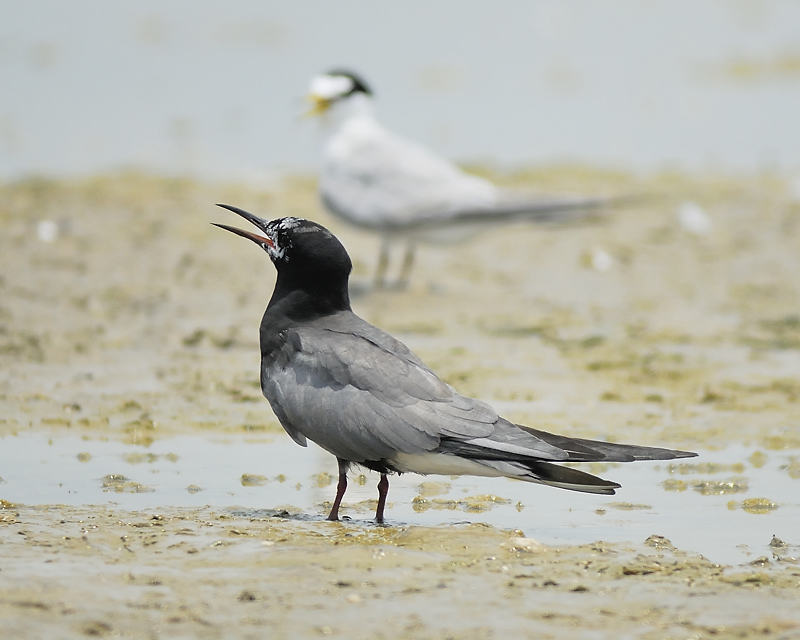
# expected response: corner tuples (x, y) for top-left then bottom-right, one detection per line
(2, 430), (797, 566)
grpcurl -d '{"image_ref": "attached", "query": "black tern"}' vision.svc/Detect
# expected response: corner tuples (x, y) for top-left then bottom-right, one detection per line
(214, 204), (697, 523)
(307, 69), (621, 288)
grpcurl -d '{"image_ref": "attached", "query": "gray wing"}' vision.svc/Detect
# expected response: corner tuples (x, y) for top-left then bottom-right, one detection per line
(319, 119), (501, 229)
(261, 311), (695, 472)
(319, 119), (617, 235)
(261, 311), (568, 463)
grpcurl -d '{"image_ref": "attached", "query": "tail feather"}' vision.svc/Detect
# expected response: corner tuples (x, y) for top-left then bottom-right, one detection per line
(454, 196), (610, 226)
(570, 438), (697, 462)
(435, 426), (696, 494)
(520, 460), (620, 495)
(449, 193), (646, 226)
(388, 194), (640, 234)
(517, 425), (697, 463)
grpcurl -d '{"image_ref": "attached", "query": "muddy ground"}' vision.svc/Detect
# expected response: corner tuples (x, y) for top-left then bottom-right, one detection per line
(1, 169), (800, 638)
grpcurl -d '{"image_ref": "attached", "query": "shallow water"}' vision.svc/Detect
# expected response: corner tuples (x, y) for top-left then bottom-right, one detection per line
(2, 430), (797, 566)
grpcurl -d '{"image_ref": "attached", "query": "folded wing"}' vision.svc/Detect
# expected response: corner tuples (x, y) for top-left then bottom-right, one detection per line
(262, 311), (570, 463)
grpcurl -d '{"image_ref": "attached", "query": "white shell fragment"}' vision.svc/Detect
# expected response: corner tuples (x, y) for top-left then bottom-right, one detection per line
(677, 201), (712, 235)
(37, 220), (59, 243)
(501, 537), (545, 553)
(590, 248), (614, 272)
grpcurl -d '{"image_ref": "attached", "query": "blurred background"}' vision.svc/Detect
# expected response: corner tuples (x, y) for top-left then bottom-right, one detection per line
(3, 0), (800, 181)
(3, 6), (800, 622)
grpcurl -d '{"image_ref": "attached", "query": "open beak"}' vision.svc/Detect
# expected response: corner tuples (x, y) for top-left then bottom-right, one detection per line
(212, 204), (276, 251)
(304, 93), (333, 117)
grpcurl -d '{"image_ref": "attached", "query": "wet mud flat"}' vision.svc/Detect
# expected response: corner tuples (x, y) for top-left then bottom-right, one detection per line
(1, 503), (799, 640)
(2, 169), (800, 637)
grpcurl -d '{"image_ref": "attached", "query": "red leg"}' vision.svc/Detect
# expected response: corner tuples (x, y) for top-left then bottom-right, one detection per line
(375, 473), (389, 523)
(327, 459), (348, 521)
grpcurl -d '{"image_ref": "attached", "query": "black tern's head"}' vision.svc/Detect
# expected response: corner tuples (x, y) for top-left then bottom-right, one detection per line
(214, 204), (352, 309)
(306, 69), (373, 117)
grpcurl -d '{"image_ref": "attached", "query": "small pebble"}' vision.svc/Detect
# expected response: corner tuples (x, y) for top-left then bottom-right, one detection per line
(37, 220), (59, 243)
(677, 201), (712, 235)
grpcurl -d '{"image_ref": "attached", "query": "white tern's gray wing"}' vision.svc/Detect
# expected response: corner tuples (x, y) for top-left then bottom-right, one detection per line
(319, 118), (499, 230)
(319, 118), (614, 240)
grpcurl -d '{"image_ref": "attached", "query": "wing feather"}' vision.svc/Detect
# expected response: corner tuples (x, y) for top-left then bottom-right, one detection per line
(261, 310), (695, 470)
(261, 312), (514, 462)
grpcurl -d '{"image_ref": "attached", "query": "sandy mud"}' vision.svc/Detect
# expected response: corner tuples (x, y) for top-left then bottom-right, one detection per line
(1, 169), (800, 638)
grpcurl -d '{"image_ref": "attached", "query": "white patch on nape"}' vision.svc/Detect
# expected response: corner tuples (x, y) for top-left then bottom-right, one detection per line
(276, 217), (302, 231)
(309, 74), (354, 100)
